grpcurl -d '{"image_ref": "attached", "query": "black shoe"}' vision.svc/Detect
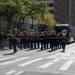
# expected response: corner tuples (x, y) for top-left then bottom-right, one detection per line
(13, 51), (17, 53)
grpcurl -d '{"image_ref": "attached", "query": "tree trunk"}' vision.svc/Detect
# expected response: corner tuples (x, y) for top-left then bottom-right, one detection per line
(31, 18), (33, 29)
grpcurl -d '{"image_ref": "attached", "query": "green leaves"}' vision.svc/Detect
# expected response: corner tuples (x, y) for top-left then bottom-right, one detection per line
(37, 12), (56, 30)
(0, 0), (50, 31)
(0, 0), (25, 17)
(0, 0), (47, 18)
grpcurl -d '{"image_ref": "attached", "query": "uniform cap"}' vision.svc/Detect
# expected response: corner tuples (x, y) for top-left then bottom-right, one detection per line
(13, 29), (17, 31)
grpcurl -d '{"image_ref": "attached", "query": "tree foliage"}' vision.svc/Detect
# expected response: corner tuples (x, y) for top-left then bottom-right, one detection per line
(38, 12), (56, 30)
(0, 0), (25, 16)
(0, 0), (55, 31)
(0, 0), (25, 32)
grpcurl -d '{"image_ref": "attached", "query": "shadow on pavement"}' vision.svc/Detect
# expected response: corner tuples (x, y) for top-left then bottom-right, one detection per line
(37, 49), (45, 52)
(0, 49), (10, 51)
(21, 71), (69, 75)
(47, 50), (55, 52)
(3, 52), (15, 56)
(60, 51), (65, 53)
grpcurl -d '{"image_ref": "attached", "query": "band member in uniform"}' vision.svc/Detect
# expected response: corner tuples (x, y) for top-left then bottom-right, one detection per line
(11, 29), (18, 53)
(50, 31), (56, 51)
(33, 32), (37, 49)
(0, 32), (5, 49)
(36, 32), (40, 49)
(26, 33), (30, 48)
(19, 32), (24, 49)
(61, 33), (67, 52)
(22, 31), (27, 49)
(39, 32), (44, 50)
(29, 32), (34, 50)
(43, 31), (47, 50)
(8, 33), (12, 49)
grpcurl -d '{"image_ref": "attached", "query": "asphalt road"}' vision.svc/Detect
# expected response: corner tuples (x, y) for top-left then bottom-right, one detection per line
(0, 43), (75, 75)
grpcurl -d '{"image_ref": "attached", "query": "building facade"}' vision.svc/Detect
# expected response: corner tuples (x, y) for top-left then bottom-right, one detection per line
(71, 0), (75, 26)
(53, 0), (69, 24)
(0, 0), (73, 32)
(40, 0), (70, 24)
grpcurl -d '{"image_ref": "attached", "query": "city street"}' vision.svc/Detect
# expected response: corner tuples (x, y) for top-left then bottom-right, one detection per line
(0, 0), (75, 75)
(0, 43), (75, 75)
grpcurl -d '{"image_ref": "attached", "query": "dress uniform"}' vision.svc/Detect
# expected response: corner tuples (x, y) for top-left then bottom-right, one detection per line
(26, 33), (30, 48)
(50, 31), (56, 51)
(19, 32), (24, 49)
(39, 32), (44, 50)
(29, 32), (34, 50)
(11, 29), (18, 53)
(8, 34), (12, 49)
(61, 34), (67, 52)
(22, 32), (27, 49)
(33, 32), (37, 49)
(36, 32), (40, 49)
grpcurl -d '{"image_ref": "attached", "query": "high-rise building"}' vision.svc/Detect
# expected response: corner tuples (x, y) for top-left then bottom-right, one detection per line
(53, 0), (69, 24)
(71, 0), (75, 26)
(40, 0), (69, 24)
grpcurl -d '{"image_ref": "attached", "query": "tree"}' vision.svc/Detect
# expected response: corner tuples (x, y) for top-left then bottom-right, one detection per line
(0, 0), (48, 31)
(0, 0), (27, 31)
(26, 0), (48, 29)
(0, 0), (25, 32)
(37, 12), (56, 30)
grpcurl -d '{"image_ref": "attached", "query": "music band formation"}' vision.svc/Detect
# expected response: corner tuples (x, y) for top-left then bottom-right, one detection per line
(8, 29), (67, 53)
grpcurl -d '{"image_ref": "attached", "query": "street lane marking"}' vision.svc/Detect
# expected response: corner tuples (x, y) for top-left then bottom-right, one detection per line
(15, 71), (24, 75)
(38, 62), (54, 69)
(0, 57), (29, 65)
(18, 58), (44, 67)
(0, 56), (15, 61)
(52, 59), (60, 62)
(46, 53), (60, 59)
(6, 70), (16, 75)
(47, 46), (75, 60)
(59, 60), (74, 70)
(38, 59), (60, 69)
(46, 44), (75, 59)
